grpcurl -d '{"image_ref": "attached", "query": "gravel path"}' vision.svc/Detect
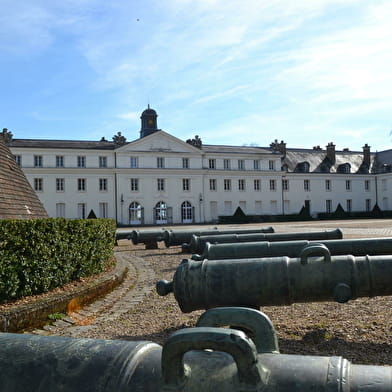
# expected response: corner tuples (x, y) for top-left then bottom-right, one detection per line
(52, 219), (392, 366)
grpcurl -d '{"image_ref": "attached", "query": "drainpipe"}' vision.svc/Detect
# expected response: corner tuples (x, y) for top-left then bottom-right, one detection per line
(114, 151), (118, 224)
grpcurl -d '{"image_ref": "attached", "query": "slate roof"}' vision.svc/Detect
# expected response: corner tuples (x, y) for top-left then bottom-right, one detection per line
(373, 149), (392, 173)
(9, 139), (115, 150)
(282, 148), (375, 174)
(202, 144), (272, 155)
(0, 136), (48, 220)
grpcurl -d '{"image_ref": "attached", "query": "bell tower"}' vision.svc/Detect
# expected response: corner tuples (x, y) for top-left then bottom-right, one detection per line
(140, 105), (160, 138)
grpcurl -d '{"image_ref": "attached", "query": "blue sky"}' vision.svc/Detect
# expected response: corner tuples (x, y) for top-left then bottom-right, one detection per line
(1, 0), (391, 152)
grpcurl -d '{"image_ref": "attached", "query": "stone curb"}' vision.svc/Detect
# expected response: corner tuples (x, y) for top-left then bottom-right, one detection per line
(0, 253), (128, 333)
(32, 251), (156, 337)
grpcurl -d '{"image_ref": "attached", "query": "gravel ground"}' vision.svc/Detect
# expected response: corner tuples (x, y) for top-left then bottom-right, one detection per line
(58, 219), (392, 366)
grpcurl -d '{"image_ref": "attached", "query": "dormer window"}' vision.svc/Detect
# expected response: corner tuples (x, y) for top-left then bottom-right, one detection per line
(295, 161), (310, 173)
(338, 163), (351, 173)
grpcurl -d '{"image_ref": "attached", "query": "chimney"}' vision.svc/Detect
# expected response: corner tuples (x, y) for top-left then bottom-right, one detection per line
(278, 140), (286, 156)
(363, 143), (371, 167)
(326, 142), (336, 163)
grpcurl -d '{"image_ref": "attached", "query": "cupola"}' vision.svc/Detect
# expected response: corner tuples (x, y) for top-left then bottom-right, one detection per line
(140, 105), (160, 138)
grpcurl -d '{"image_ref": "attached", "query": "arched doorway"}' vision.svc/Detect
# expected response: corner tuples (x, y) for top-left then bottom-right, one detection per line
(129, 202), (143, 225)
(154, 201), (167, 224)
(181, 201), (193, 223)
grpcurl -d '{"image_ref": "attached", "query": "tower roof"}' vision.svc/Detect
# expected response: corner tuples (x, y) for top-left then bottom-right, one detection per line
(0, 132), (48, 220)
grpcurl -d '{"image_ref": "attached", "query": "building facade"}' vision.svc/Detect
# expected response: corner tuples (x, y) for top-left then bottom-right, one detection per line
(5, 107), (392, 225)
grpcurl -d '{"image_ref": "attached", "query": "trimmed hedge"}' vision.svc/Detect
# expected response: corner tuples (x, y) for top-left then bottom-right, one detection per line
(0, 218), (116, 302)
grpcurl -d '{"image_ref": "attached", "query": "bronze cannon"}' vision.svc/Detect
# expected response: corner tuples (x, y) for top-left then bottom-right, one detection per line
(192, 236), (392, 260)
(1, 307), (391, 391)
(188, 228), (343, 254)
(165, 226), (274, 248)
(157, 244), (392, 312)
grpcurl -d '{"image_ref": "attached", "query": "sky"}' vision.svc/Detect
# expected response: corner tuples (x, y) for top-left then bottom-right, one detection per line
(1, 0), (392, 152)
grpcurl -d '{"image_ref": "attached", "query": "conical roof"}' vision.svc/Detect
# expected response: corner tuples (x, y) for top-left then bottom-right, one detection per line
(0, 131), (48, 219)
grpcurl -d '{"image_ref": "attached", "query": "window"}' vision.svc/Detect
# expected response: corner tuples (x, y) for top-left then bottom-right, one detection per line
(182, 178), (190, 191)
(56, 178), (65, 192)
(224, 159), (231, 170)
(154, 201), (167, 223)
(269, 179), (276, 191)
(130, 178), (139, 191)
(304, 179), (310, 191)
(282, 178), (289, 191)
(14, 155), (22, 166)
(56, 203), (65, 218)
(130, 156), (138, 168)
(34, 155), (43, 167)
(224, 179), (231, 191)
(238, 179), (245, 191)
(238, 160), (245, 170)
(326, 199), (332, 213)
(157, 157), (165, 168)
(209, 179), (216, 191)
(77, 156), (86, 168)
(99, 202), (108, 218)
(338, 163), (351, 173)
(301, 162), (310, 172)
(254, 179), (261, 191)
(99, 156), (107, 168)
(269, 160), (275, 170)
(78, 203), (86, 219)
(157, 178), (165, 191)
(254, 160), (260, 170)
(182, 158), (189, 169)
(56, 155), (64, 168)
(325, 179), (331, 191)
(129, 202), (143, 224)
(181, 201), (193, 223)
(209, 159), (216, 169)
(365, 180), (370, 191)
(99, 178), (107, 191)
(366, 199), (371, 212)
(346, 199), (352, 212)
(34, 178), (43, 191)
(78, 178), (86, 191)
(345, 180), (351, 191)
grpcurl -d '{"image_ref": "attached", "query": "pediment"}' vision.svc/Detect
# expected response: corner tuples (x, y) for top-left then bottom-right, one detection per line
(117, 131), (202, 154)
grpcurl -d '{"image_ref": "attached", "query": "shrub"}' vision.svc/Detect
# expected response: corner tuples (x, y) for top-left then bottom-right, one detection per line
(0, 218), (116, 302)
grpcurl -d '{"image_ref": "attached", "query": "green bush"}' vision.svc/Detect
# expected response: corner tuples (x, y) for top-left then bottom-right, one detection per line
(0, 218), (116, 302)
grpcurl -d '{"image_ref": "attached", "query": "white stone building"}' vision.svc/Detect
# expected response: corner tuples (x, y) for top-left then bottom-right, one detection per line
(5, 107), (392, 225)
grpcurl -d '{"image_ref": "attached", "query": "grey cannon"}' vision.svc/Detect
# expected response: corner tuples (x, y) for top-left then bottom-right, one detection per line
(0, 333), (162, 391)
(164, 226), (274, 248)
(156, 244), (392, 312)
(130, 228), (166, 249)
(185, 307), (392, 392)
(189, 228), (343, 254)
(1, 308), (391, 391)
(192, 236), (392, 261)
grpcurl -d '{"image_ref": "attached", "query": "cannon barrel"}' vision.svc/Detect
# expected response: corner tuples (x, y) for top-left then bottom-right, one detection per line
(0, 333), (162, 391)
(1, 307), (391, 392)
(189, 228), (343, 254)
(157, 245), (392, 312)
(131, 228), (166, 245)
(193, 236), (392, 260)
(164, 226), (274, 248)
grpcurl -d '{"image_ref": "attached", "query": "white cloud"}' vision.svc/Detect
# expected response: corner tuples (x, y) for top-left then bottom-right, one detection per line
(116, 111), (140, 121)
